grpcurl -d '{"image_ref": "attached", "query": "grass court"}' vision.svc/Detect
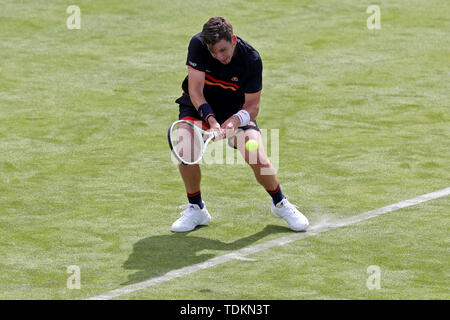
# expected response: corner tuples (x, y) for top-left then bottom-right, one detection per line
(0, 0), (448, 299)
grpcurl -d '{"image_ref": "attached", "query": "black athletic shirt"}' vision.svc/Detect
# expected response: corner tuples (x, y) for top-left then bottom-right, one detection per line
(176, 33), (262, 121)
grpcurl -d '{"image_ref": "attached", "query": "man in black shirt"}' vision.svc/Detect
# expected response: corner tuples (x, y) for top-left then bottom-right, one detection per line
(172, 17), (309, 233)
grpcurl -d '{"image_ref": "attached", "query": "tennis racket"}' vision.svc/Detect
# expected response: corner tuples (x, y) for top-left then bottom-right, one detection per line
(168, 120), (219, 165)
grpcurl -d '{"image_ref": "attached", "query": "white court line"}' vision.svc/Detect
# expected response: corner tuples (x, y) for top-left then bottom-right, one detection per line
(87, 187), (450, 300)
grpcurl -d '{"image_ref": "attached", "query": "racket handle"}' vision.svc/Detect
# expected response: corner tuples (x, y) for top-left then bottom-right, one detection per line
(212, 131), (219, 140)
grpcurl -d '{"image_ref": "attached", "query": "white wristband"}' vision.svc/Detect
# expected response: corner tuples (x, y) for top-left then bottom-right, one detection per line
(235, 109), (251, 126)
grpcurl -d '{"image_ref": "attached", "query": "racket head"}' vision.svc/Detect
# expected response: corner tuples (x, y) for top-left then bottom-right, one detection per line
(168, 120), (210, 165)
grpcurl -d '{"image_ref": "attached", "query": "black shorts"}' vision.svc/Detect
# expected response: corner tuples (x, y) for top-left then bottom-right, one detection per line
(177, 103), (260, 149)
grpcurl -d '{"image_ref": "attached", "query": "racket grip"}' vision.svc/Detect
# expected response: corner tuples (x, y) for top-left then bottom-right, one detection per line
(212, 131), (219, 140)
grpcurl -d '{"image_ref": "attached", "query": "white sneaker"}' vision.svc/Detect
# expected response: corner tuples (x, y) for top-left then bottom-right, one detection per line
(171, 202), (211, 232)
(271, 198), (309, 231)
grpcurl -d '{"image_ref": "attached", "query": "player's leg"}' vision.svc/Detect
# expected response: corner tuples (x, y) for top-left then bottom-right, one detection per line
(171, 104), (211, 232)
(178, 163), (203, 207)
(172, 162), (211, 232)
(232, 126), (309, 231)
(176, 104), (210, 208)
(231, 125), (282, 200)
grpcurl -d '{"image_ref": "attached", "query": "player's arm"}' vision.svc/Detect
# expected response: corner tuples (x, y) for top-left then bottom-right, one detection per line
(243, 91), (261, 120)
(221, 53), (262, 134)
(187, 66), (207, 108)
(187, 66), (223, 137)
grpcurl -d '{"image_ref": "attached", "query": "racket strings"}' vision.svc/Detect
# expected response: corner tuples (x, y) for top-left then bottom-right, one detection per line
(170, 123), (204, 164)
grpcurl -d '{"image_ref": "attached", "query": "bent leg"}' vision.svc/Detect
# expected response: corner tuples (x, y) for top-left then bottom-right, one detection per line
(232, 128), (280, 192)
(232, 127), (309, 231)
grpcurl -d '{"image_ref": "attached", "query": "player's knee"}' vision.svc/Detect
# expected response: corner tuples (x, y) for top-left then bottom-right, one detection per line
(245, 151), (270, 167)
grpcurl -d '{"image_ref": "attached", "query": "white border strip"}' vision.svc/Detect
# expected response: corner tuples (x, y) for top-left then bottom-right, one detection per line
(87, 187), (450, 300)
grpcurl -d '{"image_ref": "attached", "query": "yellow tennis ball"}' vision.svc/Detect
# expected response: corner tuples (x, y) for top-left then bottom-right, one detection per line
(245, 139), (259, 152)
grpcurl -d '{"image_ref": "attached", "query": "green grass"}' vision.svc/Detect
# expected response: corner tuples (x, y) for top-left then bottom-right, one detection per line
(119, 198), (450, 300)
(0, 0), (448, 299)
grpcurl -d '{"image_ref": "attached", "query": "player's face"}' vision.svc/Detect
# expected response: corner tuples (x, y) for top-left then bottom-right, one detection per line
(208, 35), (237, 65)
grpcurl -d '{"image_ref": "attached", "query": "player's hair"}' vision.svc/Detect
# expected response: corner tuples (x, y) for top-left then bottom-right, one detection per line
(202, 17), (233, 47)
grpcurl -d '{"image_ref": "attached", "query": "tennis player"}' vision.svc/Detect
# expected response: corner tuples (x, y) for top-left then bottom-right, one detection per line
(171, 17), (309, 232)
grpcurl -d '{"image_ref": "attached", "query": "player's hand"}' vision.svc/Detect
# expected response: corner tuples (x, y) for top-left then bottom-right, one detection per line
(207, 117), (224, 141)
(220, 115), (240, 138)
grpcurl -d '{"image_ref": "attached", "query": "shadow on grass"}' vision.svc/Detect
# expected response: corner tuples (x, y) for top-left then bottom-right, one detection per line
(122, 224), (289, 285)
